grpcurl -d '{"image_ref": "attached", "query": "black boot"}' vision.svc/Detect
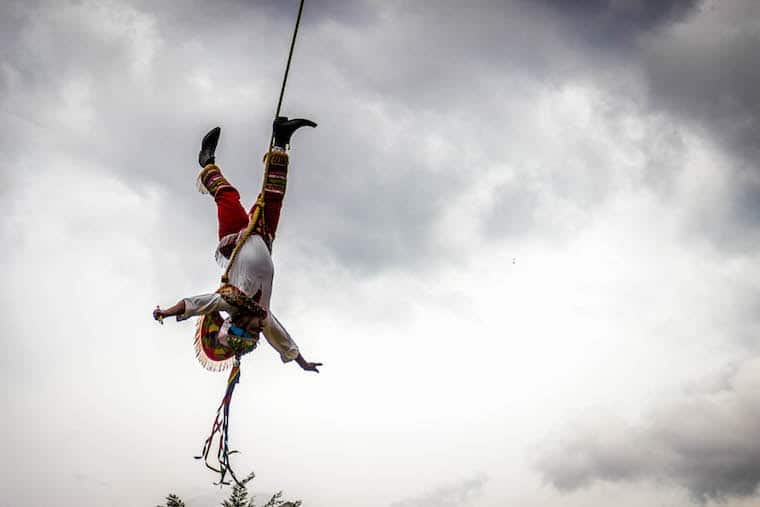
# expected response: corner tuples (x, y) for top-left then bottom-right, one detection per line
(272, 116), (317, 149)
(199, 126), (221, 167)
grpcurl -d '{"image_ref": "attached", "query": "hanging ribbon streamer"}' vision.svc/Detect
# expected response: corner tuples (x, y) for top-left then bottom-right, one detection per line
(195, 359), (251, 486)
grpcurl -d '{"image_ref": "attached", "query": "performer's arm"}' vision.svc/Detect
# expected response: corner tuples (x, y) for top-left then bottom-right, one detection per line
(263, 312), (322, 372)
(154, 293), (234, 322)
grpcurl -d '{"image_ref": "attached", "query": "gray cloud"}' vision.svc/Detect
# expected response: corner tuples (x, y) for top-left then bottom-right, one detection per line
(5, 0), (730, 277)
(3, 0), (758, 272)
(637, 1), (760, 249)
(390, 475), (488, 507)
(531, 0), (701, 48)
(2, 0), (491, 274)
(642, 0), (760, 161)
(483, 177), (540, 238)
(537, 357), (760, 503)
(0, 0), (608, 274)
(129, 0), (380, 32)
(510, 0), (760, 252)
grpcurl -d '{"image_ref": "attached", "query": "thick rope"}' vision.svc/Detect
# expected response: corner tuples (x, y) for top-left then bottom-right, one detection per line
(269, 0), (306, 150)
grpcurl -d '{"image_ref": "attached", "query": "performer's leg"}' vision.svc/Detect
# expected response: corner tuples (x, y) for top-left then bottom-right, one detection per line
(215, 188), (249, 239)
(198, 164), (249, 240)
(252, 117), (317, 242)
(196, 127), (250, 243)
(254, 149), (289, 239)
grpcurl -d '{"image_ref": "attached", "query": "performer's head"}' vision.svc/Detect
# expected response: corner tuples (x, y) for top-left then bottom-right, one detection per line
(232, 312), (265, 335)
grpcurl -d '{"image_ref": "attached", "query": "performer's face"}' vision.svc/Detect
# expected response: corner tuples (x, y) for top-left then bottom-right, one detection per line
(236, 314), (264, 335)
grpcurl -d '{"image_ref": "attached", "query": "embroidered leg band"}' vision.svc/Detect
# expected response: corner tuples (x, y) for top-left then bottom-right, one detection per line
(258, 150), (290, 241)
(197, 164), (234, 197)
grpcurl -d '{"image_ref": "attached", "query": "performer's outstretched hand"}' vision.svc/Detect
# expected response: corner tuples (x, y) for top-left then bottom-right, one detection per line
(152, 300), (186, 323)
(296, 354), (323, 373)
(301, 361), (323, 373)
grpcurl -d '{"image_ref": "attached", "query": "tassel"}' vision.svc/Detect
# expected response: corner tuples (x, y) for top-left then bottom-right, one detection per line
(195, 358), (253, 486)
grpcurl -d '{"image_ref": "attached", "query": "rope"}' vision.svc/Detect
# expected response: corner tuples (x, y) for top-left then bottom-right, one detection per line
(269, 0), (306, 150)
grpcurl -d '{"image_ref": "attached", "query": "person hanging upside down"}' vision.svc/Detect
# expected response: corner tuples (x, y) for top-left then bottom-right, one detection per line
(154, 117), (322, 373)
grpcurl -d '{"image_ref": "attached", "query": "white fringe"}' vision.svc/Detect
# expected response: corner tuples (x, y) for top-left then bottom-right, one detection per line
(196, 172), (209, 194)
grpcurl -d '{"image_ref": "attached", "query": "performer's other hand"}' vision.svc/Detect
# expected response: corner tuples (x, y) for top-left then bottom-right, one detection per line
(301, 361), (322, 373)
(296, 354), (322, 373)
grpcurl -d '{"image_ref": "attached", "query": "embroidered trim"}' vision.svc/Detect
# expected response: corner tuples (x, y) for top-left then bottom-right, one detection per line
(216, 284), (267, 319)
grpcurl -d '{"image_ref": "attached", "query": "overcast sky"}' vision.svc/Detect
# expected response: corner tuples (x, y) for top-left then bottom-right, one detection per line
(2, 1), (760, 506)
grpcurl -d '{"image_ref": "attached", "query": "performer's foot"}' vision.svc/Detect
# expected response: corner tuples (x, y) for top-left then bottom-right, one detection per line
(199, 126), (221, 167)
(272, 116), (317, 149)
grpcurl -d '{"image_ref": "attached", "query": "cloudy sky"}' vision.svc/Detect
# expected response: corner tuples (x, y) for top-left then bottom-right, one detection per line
(2, 0), (760, 506)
